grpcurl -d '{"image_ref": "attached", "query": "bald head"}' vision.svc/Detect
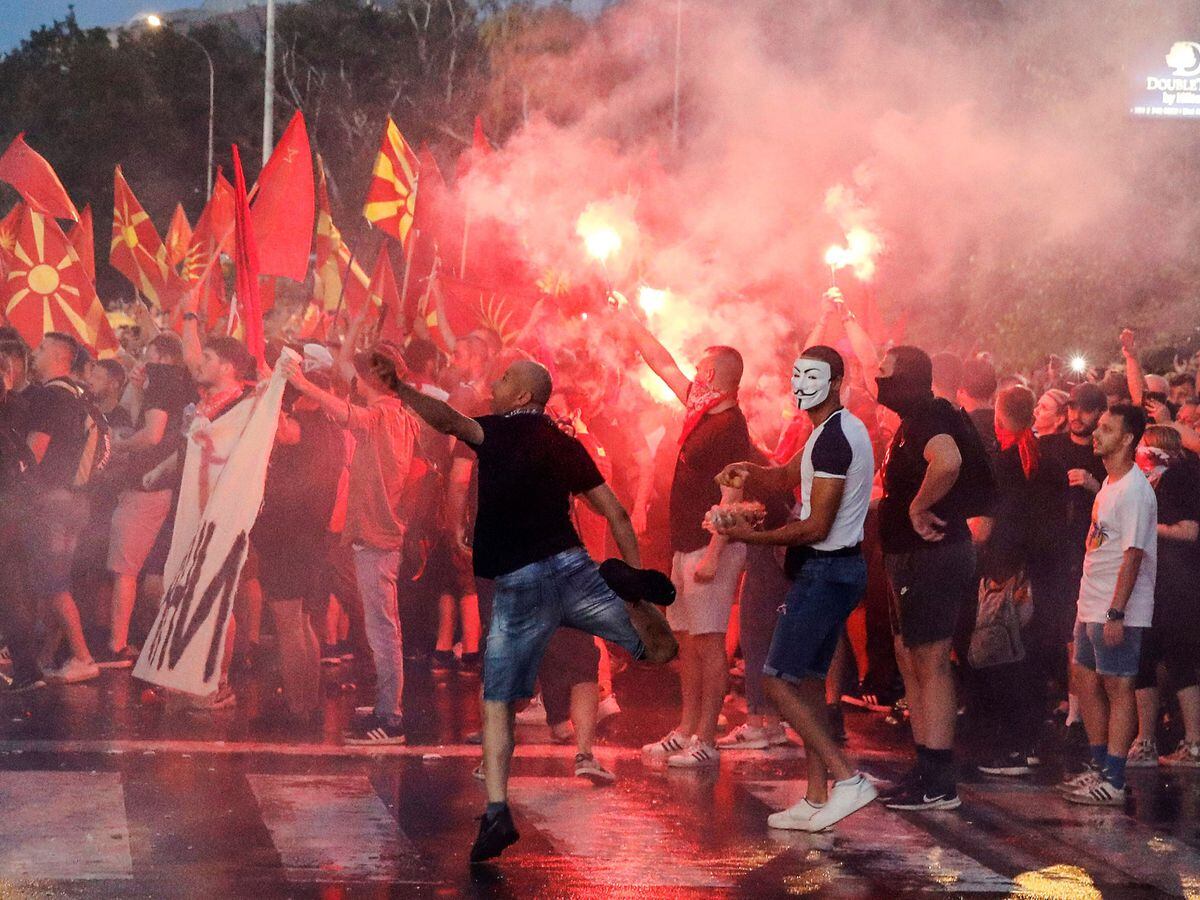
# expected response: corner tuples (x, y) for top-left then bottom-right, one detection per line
(490, 358), (554, 413)
(1145, 373), (1170, 395)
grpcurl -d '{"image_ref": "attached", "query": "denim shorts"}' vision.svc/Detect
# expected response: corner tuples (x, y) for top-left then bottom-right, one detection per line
(1074, 620), (1145, 678)
(764, 554), (867, 683)
(20, 488), (89, 598)
(483, 547), (645, 703)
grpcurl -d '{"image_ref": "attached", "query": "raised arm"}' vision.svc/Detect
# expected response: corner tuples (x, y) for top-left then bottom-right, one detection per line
(1120, 328), (1146, 406)
(621, 311), (691, 404)
(581, 482), (641, 567)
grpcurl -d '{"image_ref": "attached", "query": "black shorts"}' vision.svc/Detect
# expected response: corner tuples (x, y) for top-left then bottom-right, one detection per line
(885, 542), (977, 649)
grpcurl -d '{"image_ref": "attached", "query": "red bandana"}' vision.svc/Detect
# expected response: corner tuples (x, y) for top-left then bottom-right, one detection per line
(679, 380), (733, 446)
(997, 425), (1039, 479)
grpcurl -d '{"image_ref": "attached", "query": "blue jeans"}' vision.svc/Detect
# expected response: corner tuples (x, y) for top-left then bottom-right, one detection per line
(765, 555), (867, 683)
(484, 548), (645, 703)
(741, 546), (790, 714)
(352, 545), (404, 725)
(1074, 620), (1145, 678)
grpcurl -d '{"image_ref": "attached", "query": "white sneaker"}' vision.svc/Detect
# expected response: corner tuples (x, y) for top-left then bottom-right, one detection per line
(575, 752), (616, 784)
(797, 775), (878, 831)
(46, 657), (100, 684)
(766, 725), (792, 747)
(1066, 778), (1125, 807)
(716, 723), (769, 750)
(767, 798), (825, 830)
(1055, 766), (1102, 795)
(642, 730), (690, 757)
(667, 737), (720, 768)
(515, 694), (547, 725)
(1126, 738), (1159, 768)
(596, 694), (621, 722)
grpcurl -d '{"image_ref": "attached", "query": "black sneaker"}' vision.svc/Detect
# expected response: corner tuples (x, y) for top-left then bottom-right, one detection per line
(343, 715), (406, 745)
(470, 805), (519, 863)
(877, 769), (922, 803)
(884, 783), (961, 811)
(431, 650), (457, 674)
(978, 751), (1033, 777)
(94, 645), (139, 669)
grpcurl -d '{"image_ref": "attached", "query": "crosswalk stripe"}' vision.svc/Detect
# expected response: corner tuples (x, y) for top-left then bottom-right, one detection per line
(0, 771), (132, 881)
(743, 780), (1017, 893)
(247, 775), (426, 883)
(966, 782), (1200, 897)
(509, 776), (736, 888)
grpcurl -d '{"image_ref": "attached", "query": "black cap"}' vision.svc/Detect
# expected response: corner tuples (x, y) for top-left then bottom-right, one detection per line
(1068, 382), (1107, 413)
(598, 559), (676, 607)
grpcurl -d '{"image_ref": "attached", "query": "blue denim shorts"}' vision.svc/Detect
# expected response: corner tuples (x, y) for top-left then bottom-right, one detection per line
(764, 554), (867, 683)
(483, 548), (646, 703)
(1074, 620), (1145, 678)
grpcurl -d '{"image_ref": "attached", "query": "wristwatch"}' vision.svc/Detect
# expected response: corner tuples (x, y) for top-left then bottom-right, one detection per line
(1105, 608), (1125, 622)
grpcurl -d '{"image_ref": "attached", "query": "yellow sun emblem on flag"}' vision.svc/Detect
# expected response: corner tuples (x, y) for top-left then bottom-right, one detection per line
(4, 213), (91, 337)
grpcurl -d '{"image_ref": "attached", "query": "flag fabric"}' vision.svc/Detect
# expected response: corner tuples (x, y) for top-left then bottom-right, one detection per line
(0, 202), (21, 277)
(417, 271), (542, 353)
(363, 117), (419, 245)
(165, 203), (192, 269)
(1, 206), (117, 353)
(0, 133), (79, 221)
(250, 110), (314, 282)
(181, 171), (235, 325)
(110, 166), (182, 309)
(314, 155), (370, 314)
(68, 205), (95, 283)
(134, 352), (291, 695)
(368, 246), (403, 343)
(473, 115), (491, 157)
(231, 145), (265, 367)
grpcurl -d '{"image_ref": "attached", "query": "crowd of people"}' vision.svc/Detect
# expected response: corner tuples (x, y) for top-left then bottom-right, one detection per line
(2, 283), (1200, 860)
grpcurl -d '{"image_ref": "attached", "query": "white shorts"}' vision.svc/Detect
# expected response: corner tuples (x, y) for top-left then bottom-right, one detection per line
(107, 489), (172, 576)
(667, 544), (747, 635)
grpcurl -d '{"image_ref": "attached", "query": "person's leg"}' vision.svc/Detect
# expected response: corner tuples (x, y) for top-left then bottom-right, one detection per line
(109, 573), (138, 651)
(677, 633), (700, 735)
(1074, 663), (1109, 756)
(270, 599), (320, 715)
(1178, 686), (1200, 744)
(694, 632), (728, 745)
(482, 699), (517, 804)
(765, 676), (855, 802)
(739, 546), (787, 725)
(235, 577), (264, 655)
(1102, 675), (1138, 760)
(434, 592), (457, 653)
(911, 639), (956, 750)
(353, 546), (404, 725)
(460, 592), (481, 655)
(571, 680), (600, 753)
(52, 592), (92, 662)
(893, 637), (925, 744)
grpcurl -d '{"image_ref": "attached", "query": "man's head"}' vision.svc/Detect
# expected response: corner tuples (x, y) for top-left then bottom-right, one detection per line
(995, 384), (1035, 434)
(197, 337), (253, 391)
(931, 352), (963, 402)
(1067, 382), (1107, 440)
(452, 334), (490, 382)
(353, 341), (408, 400)
(87, 358), (127, 408)
(145, 333), (185, 367)
(1093, 403), (1146, 463)
(1034, 388), (1069, 435)
(0, 340), (29, 391)
(792, 345), (844, 413)
(32, 332), (80, 383)
(1169, 373), (1193, 407)
(695, 345), (743, 395)
(876, 345), (933, 418)
(490, 359), (553, 414)
(403, 338), (441, 381)
(958, 357), (997, 409)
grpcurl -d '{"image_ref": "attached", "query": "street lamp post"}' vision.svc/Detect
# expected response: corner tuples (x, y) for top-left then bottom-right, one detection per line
(147, 14), (214, 199)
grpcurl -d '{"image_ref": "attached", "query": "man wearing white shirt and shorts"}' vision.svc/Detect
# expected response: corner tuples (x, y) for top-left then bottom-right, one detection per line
(1059, 403), (1157, 807)
(715, 345), (877, 832)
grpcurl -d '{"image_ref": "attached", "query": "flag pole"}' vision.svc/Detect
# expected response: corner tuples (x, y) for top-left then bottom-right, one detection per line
(330, 245), (357, 337)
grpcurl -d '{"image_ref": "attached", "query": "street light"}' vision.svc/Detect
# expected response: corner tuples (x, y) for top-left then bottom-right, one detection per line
(146, 14), (214, 199)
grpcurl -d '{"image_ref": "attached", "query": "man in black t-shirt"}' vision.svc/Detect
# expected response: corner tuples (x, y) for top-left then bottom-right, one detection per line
(625, 310), (750, 769)
(875, 346), (978, 811)
(384, 357), (676, 865)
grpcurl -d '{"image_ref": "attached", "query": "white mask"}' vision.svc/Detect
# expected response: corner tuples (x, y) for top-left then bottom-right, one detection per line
(791, 358), (832, 411)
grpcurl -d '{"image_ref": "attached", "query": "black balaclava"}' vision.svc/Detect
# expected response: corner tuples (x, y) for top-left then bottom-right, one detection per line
(876, 349), (934, 419)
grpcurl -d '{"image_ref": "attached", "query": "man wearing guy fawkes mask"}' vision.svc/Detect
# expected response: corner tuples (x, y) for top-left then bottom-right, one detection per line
(873, 346), (985, 813)
(713, 345), (877, 833)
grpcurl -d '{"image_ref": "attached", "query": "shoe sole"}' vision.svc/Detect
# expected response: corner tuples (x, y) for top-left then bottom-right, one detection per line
(716, 742), (770, 751)
(1065, 794), (1124, 806)
(978, 766), (1033, 776)
(886, 796), (962, 811)
(576, 770), (616, 785)
(470, 831), (519, 864)
(343, 737), (407, 746)
(767, 814), (820, 830)
(667, 758), (719, 768)
(800, 791), (878, 831)
(1125, 759), (1160, 768)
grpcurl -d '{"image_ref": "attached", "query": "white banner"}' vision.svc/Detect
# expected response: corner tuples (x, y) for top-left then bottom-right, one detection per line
(133, 350), (294, 695)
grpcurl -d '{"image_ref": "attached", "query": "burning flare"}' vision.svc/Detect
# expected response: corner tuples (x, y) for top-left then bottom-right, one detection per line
(824, 226), (883, 281)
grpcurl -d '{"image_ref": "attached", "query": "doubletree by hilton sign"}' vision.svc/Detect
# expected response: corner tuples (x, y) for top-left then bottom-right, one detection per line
(1133, 42), (1200, 118)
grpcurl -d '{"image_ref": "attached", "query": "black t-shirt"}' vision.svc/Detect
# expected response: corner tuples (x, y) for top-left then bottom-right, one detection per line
(968, 407), (999, 458)
(23, 379), (88, 490)
(465, 412), (605, 578)
(980, 445), (1068, 581)
(878, 397), (974, 553)
(1152, 461), (1200, 631)
(669, 407), (753, 554)
(128, 364), (197, 485)
(1038, 432), (1108, 575)
(258, 409), (345, 534)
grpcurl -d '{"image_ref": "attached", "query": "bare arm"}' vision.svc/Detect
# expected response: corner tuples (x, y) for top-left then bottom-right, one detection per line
(912, 434), (962, 515)
(446, 456), (474, 551)
(390, 381), (485, 445)
(115, 408), (167, 453)
(731, 476), (845, 546)
(1159, 519), (1199, 542)
(581, 482), (641, 567)
(716, 452), (804, 495)
(623, 313), (691, 404)
(1111, 547), (1145, 613)
(335, 306), (370, 387)
(1120, 329), (1145, 406)
(842, 313), (880, 397)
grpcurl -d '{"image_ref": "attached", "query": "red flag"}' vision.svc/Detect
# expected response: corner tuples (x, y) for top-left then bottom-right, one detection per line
(1, 207), (117, 353)
(181, 171), (234, 324)
(0, 203), (22, 257)
(418, 271), (541, 353)
(110, 166), (183, 308)
(368, 246), (404, 343)
(68, 205), (95, 283)
(251, 110), (314, 282)
(0, 134), (78, 221)
(231, 145), (264, 367)
(165, 203), (192, 269)
(314, 155), (370, 314)
(363, 117), (419, 245)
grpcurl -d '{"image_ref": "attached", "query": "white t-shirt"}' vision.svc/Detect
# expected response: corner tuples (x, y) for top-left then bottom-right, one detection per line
(1077, 466), (1158, 627)
(794, 409), (875, 552)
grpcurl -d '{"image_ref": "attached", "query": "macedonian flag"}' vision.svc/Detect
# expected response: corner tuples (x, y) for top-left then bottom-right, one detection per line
(110, 166), (183, 309)
(315, 155), (370, 314)
(2, 207), (117, 354)
(363, 117), (420, 246)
